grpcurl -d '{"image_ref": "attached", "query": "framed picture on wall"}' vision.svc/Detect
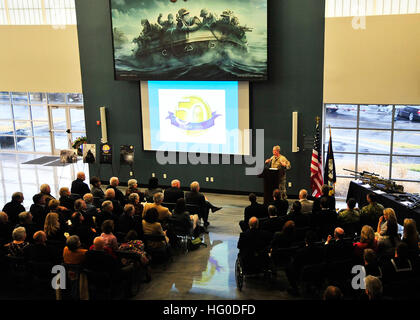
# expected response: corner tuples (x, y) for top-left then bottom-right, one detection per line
(109, 0), (267, 81)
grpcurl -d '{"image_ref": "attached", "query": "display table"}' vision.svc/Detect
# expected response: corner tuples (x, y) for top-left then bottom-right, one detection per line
(346, 181), (420, 226)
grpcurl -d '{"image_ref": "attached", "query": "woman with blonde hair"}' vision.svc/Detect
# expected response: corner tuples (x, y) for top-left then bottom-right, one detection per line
(402, 218), (419, 251)
(376, 208), (400, 256)
(353, 225), (378, 263)
(44, 212), (66, 242)
(377, 208), (397, 235)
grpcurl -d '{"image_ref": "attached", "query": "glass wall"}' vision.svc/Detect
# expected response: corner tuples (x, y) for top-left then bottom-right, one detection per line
(324, 104), (420, 198)
(0, 91), (84, 154)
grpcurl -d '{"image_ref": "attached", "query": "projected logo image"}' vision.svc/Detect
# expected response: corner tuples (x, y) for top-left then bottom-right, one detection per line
(167, 96), (221, 136)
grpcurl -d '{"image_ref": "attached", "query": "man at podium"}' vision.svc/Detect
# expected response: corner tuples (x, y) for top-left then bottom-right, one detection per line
(265, 145), (291, 198)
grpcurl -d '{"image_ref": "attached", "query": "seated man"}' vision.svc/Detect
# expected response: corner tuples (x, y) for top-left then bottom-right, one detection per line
(261, 205), (285, 234)
(71, 171), (91, 197)
(118, 204), (137, 234)
(84, 237), (118, 275)
(106, 177), (126, 206)
(143, 192), (172, 223)
(270, 220), (296, 250)
(30, 194), (47, 229)
(24, 231), (54, 264)
(185, 181), (221, 227)
(237, 217), (273, 272)
(312, 197), (337, 239)
(83, 193), (98, 218)
(103, 188), (123, 216)
(164, 179), (184, 203)
(312, 184), (336, 213)
(287, 201), (310, 228)
(360, 193), (384, 230)
(324, 227), (353, 261)
(16, 211), (39, 244)
(59, 187), (75, 211)
(97, 200), (118, 229)
(144, 177), (163, 203)
(38, 184), (55, 204)
(382, 242), (414, 283)
(299, 189), (313, 214)
(269, 189), (289, 217)
(337, 198), (360, 225)
(2, 192), (25, 226)
(239, 193), (267, 232)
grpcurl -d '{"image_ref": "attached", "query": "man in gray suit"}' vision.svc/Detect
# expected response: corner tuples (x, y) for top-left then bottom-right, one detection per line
(299, 189), (313, 214)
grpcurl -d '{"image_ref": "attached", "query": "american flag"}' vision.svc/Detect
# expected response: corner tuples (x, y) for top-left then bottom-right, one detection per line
(310, 120), (323, 197)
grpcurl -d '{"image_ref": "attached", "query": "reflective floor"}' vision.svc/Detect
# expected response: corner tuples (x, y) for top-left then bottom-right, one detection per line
(0, 152), (348, 300)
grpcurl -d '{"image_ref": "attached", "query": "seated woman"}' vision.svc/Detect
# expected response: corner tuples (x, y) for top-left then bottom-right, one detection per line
(401, 218), (419, 253)
(376, 208), (400, 257)
(100, 219), (118, 251)
(47, 199), (71, 227)
(63, 235), (87, 265)
(6, 226), (29, 257)
(44, 212), (66, 243)
(128, 193), (144, 216)
(144, 177), (163, 203)
(142, 208), (169, 249)
(118, 230), (149, 266)
(363, 248), (382, 279)
(90, 176), (105, 200)
(170, 198), (199, 235)
(354, 225), (378, 264)
(125, 179), (145, 202)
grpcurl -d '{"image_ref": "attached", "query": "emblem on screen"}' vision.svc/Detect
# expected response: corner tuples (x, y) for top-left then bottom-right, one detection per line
(167, 96), (221, 135)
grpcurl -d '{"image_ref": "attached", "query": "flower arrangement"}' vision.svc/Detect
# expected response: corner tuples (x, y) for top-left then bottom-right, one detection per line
(72, 136), (87, 156)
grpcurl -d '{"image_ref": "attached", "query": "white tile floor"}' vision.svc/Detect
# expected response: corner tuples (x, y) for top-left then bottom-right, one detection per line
(0, 153), (90, 210)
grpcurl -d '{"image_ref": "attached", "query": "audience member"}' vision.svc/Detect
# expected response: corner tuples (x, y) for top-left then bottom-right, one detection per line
(325, 227), (352, 261)
(270, 189), (289, 217)
(97, 200), (118, 229)
(364, 275), (383, 300)
(142, 208), (169, 249)
(30, 194), (47, 229)
(39, 184), (55, 203)
(118, 230), (149, 265)
(71, 171), (91, 197)
(363, 248), (382, 278)
(106, 177), (125, 206)
(48, 199), (71, 226)
(16, 211), (39, 243)
(323, 286), (343, 300)
(312, 197), (337, 238)
(144, 177), (163, 203)
(299, 189), (313, 214)
(270, 220), (296, 250)
(164, 179), (184, 203)
(83, 193), (98, 218)
(143, 192), (172, 223)
(2, 192), (25, 226)
(44, 212), (66, 242)
(401, 218), (419, 252)
(84, 237), (118, 275)
(360, 193), (384, 230)
(90, 176), (105, 199)
(261, 205), (285, 234)
(382, 242), (414, 282)
(376, 208), (400, 257)
(338, 198), (360, 225)
(104, 188), (123, 216)
(101, 220), (118, 251)
(24, 231), (54, 264)
(354, 225), (378, 263)
(239, 193), (267, 232)
(185, 181), (221, 227)
(63, 235), (87, 265)
(59, 187), (75, 211)
(128, 193), (143, 215)
(288, 201), (309, 228)
(125, 178), (144, 202)
(0, 211), (12, 248)
(118, 204), (137, 234)
(169, 198), (199, 234)
(69, 208), (96, 248)
(312, 184), (336, 213)
(6, 226), (29, 257)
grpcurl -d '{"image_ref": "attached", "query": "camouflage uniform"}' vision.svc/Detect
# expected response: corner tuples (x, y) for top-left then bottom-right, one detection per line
(338, 208), (360, 225)
(270, 155), (291, 199)
(360, 202), (384, 229)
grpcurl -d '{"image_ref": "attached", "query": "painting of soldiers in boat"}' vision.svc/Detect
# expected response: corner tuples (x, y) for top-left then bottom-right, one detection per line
(110, 0), (267, 81)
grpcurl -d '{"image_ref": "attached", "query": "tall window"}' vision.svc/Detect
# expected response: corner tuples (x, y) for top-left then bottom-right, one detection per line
(324, 104), (420, 198)
(0, 0), (76, 25)
(326, 0), (420, 17)
(0, 91), (84, 154)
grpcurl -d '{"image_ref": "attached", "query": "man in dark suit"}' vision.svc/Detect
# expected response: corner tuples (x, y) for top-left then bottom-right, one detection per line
(185, 181), (221, 227)
(269, 189), (289, 217)
(106, 177), (126, 206)
(84, 237), (118, 274)
(261, 205), (285, 234)
(237, 217), (273, 272)
(2, 192), (25, 226)
(312, 184), (336, 213)
(103, 188), (123, 217)
(59, 187), (75, 211)
(118, 204), (137, 234)
(71, 172), (91, 197)
(30, 194), (48, 229)
(239, 193), (267, 232)
(324, 227), (352, 261)
(164, 179), (184, 203)
(312, 197), (337, 239)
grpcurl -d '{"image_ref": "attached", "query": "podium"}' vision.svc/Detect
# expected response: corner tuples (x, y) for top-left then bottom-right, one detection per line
(258, 167), (280, 204)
